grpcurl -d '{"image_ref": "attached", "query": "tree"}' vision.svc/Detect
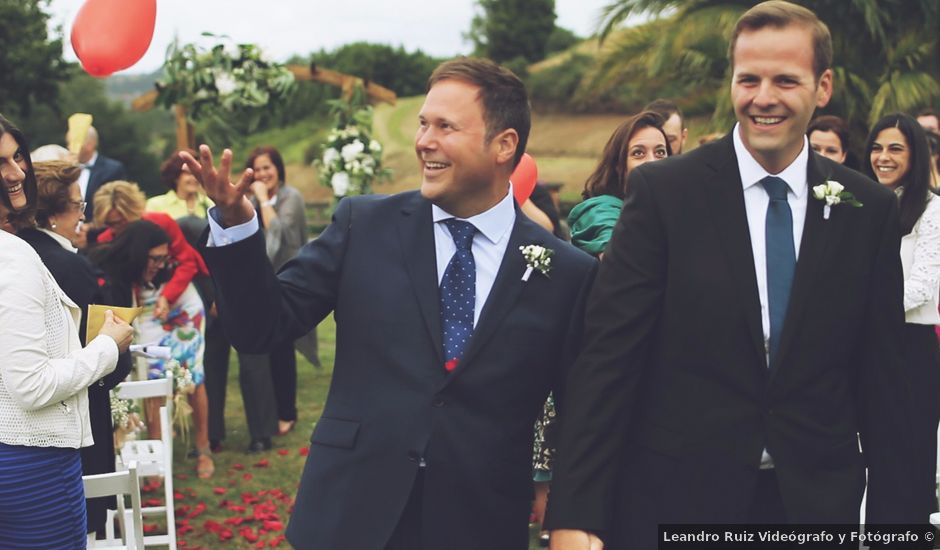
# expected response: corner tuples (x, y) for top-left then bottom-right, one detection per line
(0, 0), (68, 118)
(307, 43), (440, 98)
(581, 0), (939, 137)
(465, 0), (558, 63)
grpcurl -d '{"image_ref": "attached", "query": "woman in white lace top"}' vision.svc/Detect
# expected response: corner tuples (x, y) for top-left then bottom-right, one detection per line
(0, 114), (134, 547)
(864, 112), (940, 523)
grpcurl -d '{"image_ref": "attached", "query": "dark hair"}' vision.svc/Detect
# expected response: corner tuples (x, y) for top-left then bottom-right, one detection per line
(643, 98), (684, 128)
(582, 111), (670, 200)
(729, 1), (832, 80)
(926, 131), (940, 170)
(428, 57), (530, 168)
(0, 114), (38, 229)
(807, 115), (850, 153)
(91, 220), (170, 290)
(915, 107), (939, 124)
(245, 146), (285, 184)
(160, 149), (197, 191)
(32, 160), (81, 228)
(863, 113), (933, 235)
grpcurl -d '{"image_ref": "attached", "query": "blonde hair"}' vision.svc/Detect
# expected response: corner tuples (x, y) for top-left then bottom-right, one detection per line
(93, 180), (146, 226)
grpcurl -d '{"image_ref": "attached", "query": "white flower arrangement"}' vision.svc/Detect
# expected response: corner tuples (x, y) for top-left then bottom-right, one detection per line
(110, 392), (143, 432)
(156, 34), (295, 121)
(520, 244), (554, 281)
(315, 121), (390, 198)
(812, 180), (862, 220)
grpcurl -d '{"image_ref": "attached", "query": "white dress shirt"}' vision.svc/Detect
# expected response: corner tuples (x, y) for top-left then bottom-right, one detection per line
(733, 124), (810, 469)
(207, 187), (517, 326)
(734, 123), (809, 356)
(78, 151), (98, 199)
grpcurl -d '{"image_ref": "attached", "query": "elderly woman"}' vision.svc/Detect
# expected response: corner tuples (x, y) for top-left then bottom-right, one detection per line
(16, 160), (134, 538)
(0, 114), (133, 546)
(91, 180), (214, 477)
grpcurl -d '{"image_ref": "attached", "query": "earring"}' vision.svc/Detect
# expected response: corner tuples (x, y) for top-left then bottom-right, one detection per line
(50, 220), (57, 229)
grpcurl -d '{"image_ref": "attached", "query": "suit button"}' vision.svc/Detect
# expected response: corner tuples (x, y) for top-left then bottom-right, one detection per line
(432, 397), (445, 408)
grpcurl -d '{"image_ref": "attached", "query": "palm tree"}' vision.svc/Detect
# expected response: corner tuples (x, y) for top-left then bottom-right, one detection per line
(581, 0), (939, 139)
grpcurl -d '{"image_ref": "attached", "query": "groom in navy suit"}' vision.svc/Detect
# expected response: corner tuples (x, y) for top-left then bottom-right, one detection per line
(185, 57), (595, 550)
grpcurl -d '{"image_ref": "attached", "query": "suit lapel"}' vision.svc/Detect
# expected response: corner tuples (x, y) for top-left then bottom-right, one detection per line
(397, 195), (444, 365)
(443, 208), (538, 382)
(701, 136), (767, 367)
(770, 153), (844, 379)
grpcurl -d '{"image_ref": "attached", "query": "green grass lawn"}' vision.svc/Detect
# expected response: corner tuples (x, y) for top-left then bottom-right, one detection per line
(164, 313), (545, 549)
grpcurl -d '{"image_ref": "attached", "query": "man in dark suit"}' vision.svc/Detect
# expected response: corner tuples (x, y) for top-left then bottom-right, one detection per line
(67, 125), (127, 224)
(547, 2), (917, 549)
(183, 57), (596, 550)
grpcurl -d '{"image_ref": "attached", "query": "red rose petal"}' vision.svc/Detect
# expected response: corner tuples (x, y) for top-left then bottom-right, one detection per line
(219, 527), (234, 541)
(253, 458), (270, 468)
(263, 520), (284, 531)
(143, 523), (158, 534)
(227, 504), (246, 513)
(298, 447), (309, 456)
(277, 449), (289, 456)
(243, 473), (254, 481)
(212, 487), (227, 495)
(255, 542), (267, 549)
(224, 517), (245, 526)
(174, 492), (184, 500)
(203, 519), (222, 533)
(233, 463), (245, 470)
(239, 526), (259, 542)
(188, 502), (207, 519)
(270, 534), (286, 547)
(144, 498), (162, 507)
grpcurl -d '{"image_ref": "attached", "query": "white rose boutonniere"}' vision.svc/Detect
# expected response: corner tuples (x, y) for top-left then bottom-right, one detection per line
(811, 180), (862, 220)
(520, 244), (553, 282)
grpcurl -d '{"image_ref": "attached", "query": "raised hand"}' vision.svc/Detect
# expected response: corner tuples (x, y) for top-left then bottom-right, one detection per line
(179, 145), (255, 227)
(550, 530), (604, 550)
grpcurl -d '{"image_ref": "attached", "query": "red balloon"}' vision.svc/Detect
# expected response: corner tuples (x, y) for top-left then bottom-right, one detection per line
(71, 0), (157, 77)
(511, 153), (538, 204)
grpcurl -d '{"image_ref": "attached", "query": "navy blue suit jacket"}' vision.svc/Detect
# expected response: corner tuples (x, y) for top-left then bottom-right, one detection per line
(84, 154), (127, 222)
(202, 191), (596, 550)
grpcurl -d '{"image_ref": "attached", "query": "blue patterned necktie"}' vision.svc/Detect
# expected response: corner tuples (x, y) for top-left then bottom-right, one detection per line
(440, 219), (477, 372)
(762, 176), (795, 367)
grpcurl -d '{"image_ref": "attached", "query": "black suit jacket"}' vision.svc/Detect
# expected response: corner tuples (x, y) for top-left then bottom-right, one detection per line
(545, 134), (917, 547)
(84, 154), (127, 222)
(202, 191), (596, 550)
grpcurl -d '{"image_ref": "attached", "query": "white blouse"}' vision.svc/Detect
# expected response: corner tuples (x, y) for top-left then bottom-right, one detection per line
(900, 193), (940, 324)
(0, 230), (118, 448)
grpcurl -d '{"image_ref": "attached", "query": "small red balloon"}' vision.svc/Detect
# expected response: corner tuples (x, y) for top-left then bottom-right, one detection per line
(71, 0), (157, 78)
(511, 153), (538, 204)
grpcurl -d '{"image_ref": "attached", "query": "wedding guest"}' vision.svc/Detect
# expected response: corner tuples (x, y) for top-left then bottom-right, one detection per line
(0, 114), (133, 547)
(147, 150), (213, 219)
(863, 112), (940, 522)
(807, 114), (851, 166)
(644, 99), (688, 154)
(916, 107), (940, 135)
(246, 146), (309, 439)
(567, 111), (671, 257)
(16, 160), (134, 537)
(92, 181), (214, 477)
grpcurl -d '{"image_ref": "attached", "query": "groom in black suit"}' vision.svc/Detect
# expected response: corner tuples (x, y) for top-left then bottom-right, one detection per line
(184, 57), (595, 550)
(547, 2), (917, 549)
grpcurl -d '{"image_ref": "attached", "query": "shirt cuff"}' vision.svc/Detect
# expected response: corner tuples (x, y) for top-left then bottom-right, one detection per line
(207, 206), (259, 247)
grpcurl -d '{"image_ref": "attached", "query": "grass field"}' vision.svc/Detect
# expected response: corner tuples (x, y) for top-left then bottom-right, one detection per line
(163, 313), (545, 549)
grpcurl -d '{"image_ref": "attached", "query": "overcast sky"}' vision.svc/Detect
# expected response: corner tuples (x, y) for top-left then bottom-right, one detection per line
(47, 0), (613, 75)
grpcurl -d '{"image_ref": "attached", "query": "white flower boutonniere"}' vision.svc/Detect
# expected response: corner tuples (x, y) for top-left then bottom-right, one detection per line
(812, 180), (862, 220)
(520, 244), (553, 282)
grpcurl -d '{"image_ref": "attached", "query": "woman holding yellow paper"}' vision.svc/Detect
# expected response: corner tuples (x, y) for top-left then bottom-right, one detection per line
(17, 159), (134, 538)
(0, 114), (134, 547)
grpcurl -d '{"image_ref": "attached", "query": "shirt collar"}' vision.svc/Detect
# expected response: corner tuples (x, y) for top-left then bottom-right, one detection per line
(38, 227), (77, 253)
(732, 122), (808, 198)
(83, 151), (98, 169)
(431, 183), (516, 245)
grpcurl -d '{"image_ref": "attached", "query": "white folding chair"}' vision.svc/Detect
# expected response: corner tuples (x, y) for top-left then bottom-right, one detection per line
(84, 461), (145, 549)
(114, 378), (176, 549)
